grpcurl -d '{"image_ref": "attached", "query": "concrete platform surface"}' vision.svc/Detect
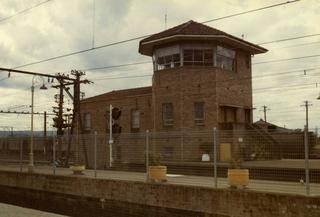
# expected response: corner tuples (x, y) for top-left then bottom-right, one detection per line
(0, 164), (319, 196)
(0, 203), (67, 217)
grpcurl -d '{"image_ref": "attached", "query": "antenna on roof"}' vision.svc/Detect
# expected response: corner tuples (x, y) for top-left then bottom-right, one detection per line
(165, 8), (167, 30)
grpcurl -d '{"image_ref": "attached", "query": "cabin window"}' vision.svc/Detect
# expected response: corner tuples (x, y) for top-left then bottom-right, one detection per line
(154, 46), (181, 71)
(183, 49), (213, 66)
(216, 46), (236, 71)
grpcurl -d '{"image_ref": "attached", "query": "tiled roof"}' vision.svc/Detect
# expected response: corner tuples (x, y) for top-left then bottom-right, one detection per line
(81, 86), (152, 103)
(140, 20), (227, 43)
(139, 20), (267, 55)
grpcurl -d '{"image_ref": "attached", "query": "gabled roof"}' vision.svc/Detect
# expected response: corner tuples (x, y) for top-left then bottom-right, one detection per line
(139, 20), (267, 56)
(253, 119), (293, 132)
(81, 86), (152, 103)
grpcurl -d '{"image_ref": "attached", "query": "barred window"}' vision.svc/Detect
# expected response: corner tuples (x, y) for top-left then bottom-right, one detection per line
(194, 102), (205, 125)
(162, 103), (173, 126)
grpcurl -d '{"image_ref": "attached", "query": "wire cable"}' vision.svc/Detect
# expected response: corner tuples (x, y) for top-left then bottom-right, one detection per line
(11, 0), (301, 69)
(253, 54), (320, 65)
(202, 0), (301, 24)
(258, 34), (320, 45)
(0, 0), (53, 23)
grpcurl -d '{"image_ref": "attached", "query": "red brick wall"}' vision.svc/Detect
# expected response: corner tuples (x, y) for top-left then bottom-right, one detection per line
(81, 49), (252, 134)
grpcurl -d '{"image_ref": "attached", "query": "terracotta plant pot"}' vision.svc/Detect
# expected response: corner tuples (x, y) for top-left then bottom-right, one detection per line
(70, 165), (85, 175)
(227, 169), (249, 188)
(148, 166), (167, 182)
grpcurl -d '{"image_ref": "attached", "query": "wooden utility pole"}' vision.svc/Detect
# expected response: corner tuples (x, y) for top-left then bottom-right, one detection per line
(0, 66), (91, 168)
(302, 100), (312, 195)
(261, 105), (270, 122)
(44, 111), (47, 137)
(52, 77), (66, 136)
(62, 70), (91, 167)
(304, 101), (312, 130)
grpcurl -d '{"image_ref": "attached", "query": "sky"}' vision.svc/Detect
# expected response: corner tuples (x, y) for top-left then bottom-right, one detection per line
(0, 0), (319, 131)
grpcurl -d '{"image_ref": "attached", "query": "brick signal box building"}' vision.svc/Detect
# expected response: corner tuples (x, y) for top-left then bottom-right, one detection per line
(80, 21), (267, 164)
(82, 20), (267, 134)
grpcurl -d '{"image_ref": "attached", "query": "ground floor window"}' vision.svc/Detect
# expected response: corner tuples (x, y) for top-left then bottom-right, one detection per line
(83, 113), (91, 131)
(131, 109), (140, 131)
(194, 102), (205, 125)
(162, 103), (174, 126)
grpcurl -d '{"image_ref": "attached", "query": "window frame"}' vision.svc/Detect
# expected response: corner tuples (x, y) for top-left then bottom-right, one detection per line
(162, 103), (174, 127)
(83, 112), (91, 131)
(182, 48), (214, 67)
(216, 45), (236, 72)
(194, 102), (205, 125)
(131, 109), (140, 131)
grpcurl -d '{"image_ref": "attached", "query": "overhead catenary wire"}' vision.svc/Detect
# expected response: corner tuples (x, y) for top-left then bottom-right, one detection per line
(201, 0), (301, 24)
(0, 0), (53, 23)
(81, 82), (319, 105)
(11, 0), (301, 70)
(76, 53), (320, 74)
(266, 41), (320, 49)
(0, 0), (316, 131)
(253, 54), (320, 65)
(258, 34), (320, 45)
(89, 66), (320, 81)
(2, 64), (319, 99)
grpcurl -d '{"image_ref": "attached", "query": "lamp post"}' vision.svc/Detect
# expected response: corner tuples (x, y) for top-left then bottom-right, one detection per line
(28, 76), (47, 173)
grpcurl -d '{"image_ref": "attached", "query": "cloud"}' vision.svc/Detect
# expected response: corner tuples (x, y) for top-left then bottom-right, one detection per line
(0, 0), (319, 130)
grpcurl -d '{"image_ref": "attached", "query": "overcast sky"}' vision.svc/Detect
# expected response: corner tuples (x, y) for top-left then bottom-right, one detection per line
(0, 0), (319, 131)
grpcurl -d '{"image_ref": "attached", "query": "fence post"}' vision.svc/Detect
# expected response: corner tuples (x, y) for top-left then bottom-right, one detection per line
(146, 130), (149, 182)
(53, 137), (56, 175)
(20, 139), (23, 172)
(213, 127), (218, 188)
(304, 125), (310, 195)
(94, 131), (97, 178)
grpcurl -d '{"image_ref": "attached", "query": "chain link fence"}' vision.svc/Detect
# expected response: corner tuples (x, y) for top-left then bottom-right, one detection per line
(0, 128), (319, 195)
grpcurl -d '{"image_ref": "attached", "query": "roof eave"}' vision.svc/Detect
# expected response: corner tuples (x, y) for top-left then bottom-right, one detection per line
(139, 34), (268, 56)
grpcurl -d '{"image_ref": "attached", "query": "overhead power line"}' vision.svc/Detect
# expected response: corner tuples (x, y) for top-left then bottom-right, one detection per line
(278, 41), (320, 49)
(13, 35), (150, 69)
(202, 0), (300, 24)
(11, 0), (301, 69)
(0, 0), (53, 23)
(83, 54), (320, 72)
(258, 34), (320, 45)
(82, 61), (151, 71)
(253, 54), (320, 65)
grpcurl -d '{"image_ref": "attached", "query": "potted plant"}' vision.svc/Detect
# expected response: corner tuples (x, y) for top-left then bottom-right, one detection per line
(227, 158), (249, 188)
(70, 159), (85, 175)
(147, 153), (167, 182)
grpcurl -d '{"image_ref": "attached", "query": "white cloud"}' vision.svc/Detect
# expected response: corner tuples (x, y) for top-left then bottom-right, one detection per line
(0, 0), (319, 130)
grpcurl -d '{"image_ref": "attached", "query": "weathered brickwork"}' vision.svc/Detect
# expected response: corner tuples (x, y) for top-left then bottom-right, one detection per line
(81, 54), (252, 134)
(79, 21), (268, 164)
(0, 170), (319, 217)
(81, 87), (153, 134)
(80, 22), (261, 135)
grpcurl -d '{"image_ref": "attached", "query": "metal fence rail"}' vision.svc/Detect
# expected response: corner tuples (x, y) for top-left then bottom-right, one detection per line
(0, 128), (319, 196)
